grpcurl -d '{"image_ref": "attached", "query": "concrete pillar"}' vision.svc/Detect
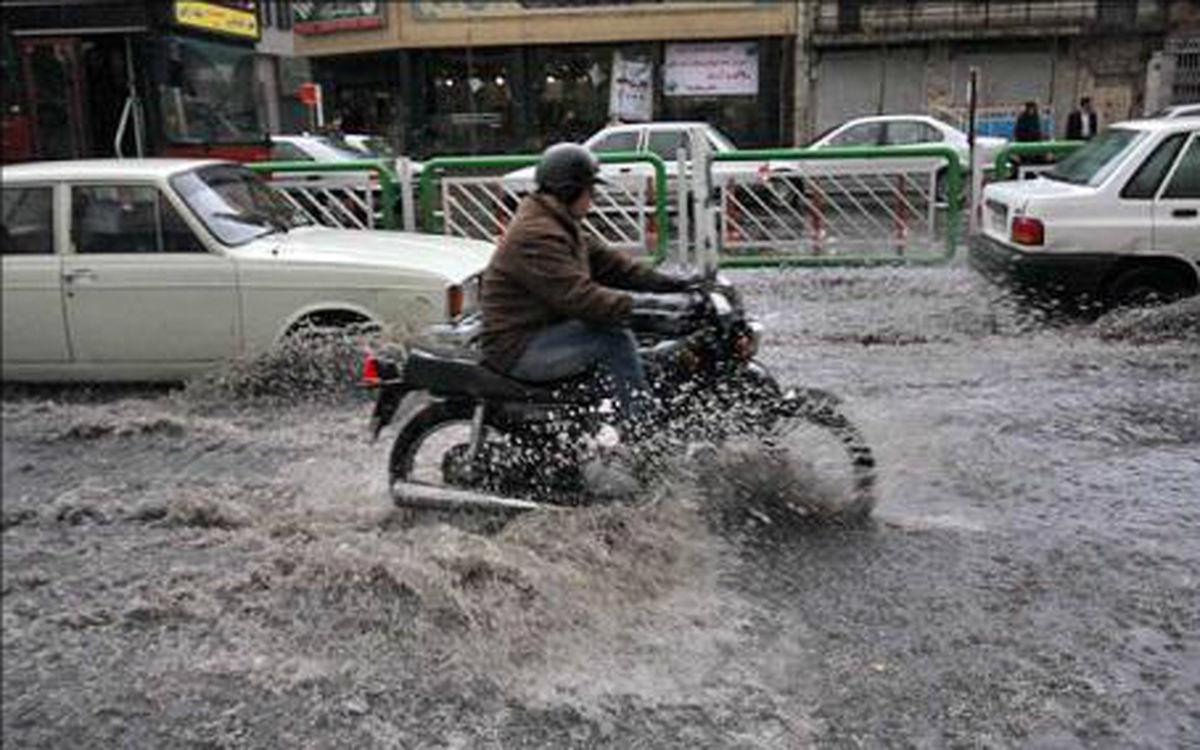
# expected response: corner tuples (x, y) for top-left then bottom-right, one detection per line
(255, 56), (281, 135)
(924, 41), (953, 117)
(1050, 38), (1080, 140)
(792, 0), (815, 145)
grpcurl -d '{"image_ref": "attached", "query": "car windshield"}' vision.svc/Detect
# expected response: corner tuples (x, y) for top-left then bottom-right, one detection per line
(171, 164), (312, 246)
(707, 126), (737, 152)
(1045, 128), (1146, 186)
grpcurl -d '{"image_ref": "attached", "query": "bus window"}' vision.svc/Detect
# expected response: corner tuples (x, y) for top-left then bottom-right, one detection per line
(2, 33), (35, 163)
(157, 36), (266, 146)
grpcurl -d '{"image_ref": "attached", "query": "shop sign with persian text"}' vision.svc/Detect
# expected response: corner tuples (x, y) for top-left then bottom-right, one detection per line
(610, 52), (653, 123)
(664, 42), (758, 97)
(173, 1), (259, 40)
(293, 1), (385, 34)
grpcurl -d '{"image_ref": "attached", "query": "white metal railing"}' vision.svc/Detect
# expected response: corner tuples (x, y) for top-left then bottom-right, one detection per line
(714, 157), (946, 259)
(255, 147), (960, 265)
(266, 173), (381, 230)
(439, 173), (657, 256)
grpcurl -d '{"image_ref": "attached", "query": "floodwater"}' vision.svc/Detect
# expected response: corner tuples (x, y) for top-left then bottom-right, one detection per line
(3, 267), (1198, 749)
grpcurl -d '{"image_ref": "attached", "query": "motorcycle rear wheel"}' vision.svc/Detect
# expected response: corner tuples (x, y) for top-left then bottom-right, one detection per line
(388, 401), (584, 511)
(388, 400), (478, 492)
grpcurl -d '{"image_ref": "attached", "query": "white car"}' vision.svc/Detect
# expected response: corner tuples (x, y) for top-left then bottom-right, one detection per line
(504, 121), (739, 185)
(341, 134), (397, 159)
(269, 134), (367, 163)
(1, 159), (492, 382)
(969, 118), (1199, 310)
(811, 114), (1009, 168)
(1151, 102), (1200, 120)
(583, 121), (736, 164)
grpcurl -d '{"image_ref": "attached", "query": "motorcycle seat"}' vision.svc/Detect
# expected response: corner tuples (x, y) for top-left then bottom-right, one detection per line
(404, 345), (564, 402)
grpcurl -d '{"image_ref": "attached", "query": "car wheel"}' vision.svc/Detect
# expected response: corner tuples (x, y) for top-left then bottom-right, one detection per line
(286, 314), (381, 348)
(1105, 267), (1189, 309)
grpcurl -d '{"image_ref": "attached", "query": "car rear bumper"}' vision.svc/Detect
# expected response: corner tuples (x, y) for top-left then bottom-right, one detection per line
(968, 233), (1120, 307)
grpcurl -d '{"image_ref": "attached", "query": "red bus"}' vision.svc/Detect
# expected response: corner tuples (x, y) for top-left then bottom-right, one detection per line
(2, 3), (269, 164)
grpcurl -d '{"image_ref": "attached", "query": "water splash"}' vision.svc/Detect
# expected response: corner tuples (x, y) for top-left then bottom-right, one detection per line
(1093, 296), (1200, 345)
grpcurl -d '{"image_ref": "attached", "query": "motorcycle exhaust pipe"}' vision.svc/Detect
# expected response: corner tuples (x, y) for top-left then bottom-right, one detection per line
(391, 480), (545, 513)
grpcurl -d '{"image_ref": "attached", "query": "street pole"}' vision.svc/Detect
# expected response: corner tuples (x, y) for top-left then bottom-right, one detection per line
(967, 67), (979, 235)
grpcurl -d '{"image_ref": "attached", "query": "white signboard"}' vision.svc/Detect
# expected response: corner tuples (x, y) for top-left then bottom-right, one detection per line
(664, 42), (758, 97)
(609, 51), (653, 122)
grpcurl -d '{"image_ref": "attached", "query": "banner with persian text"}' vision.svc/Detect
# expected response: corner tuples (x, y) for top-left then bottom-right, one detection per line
(664, 42), (758, 97)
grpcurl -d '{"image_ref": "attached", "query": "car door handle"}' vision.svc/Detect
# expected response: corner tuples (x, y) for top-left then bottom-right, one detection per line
(1171, 208), (1198, 219)
(63, 268), (96, 282)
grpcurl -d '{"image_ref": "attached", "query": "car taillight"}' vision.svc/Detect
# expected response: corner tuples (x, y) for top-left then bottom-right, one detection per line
(1011, 216), (1044, 246)
(446, 284), (464, 320)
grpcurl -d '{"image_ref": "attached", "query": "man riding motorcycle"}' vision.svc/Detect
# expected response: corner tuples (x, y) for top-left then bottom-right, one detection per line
(480, 142), (700, 437)
(369, 143), (877, 514)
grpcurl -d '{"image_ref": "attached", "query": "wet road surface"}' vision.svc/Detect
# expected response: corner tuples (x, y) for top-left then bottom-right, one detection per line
(4, 267), (1199, 748)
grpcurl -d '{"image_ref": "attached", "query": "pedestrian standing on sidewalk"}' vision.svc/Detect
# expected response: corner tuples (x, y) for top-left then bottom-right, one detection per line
(1066, 97), (1099, 141)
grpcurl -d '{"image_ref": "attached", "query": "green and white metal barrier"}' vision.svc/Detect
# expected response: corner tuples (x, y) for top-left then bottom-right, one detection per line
(248, 159), (400, 230)
(416, 152), (670, 263)
(707, 145), (964, 267)
(992, 141), (1084, 181)
(247, 146), (989, 268)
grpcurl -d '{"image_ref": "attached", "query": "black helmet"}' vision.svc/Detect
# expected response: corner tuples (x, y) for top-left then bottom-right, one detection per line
(534, 142), (605, 204)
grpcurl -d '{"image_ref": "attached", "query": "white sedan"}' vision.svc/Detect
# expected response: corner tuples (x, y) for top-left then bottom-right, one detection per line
(969, 118), (1199, 310)
(1, 159), (492, 382)
(811, 114), (1008, 168)
(504, 121), (739, 185)
(269, 134), (367, 163)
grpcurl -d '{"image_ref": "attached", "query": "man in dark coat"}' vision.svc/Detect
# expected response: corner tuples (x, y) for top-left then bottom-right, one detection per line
(481, 142), (697, 427)
(1013, 101), (1046, 168)
(1066, 97), (1099, 141)
(1014, 101), (1043, 143)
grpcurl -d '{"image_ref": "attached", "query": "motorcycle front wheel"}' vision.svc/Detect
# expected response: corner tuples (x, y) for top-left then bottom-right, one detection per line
(763, 387), (877, 521)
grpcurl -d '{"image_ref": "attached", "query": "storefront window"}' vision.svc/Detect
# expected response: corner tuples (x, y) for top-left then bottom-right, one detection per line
(532, 46), (614, 145)
(157, 36), (266, 145)
(423, 48), (515, 155)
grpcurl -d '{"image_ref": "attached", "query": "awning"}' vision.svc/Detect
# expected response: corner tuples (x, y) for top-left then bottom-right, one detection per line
(4, 1), (152, 36)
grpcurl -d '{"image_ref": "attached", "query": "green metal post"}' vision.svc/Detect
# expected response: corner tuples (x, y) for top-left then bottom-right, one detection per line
(418, 154), (539, 236)
(992, 141), (1084, 180)
(597, 151), (670, 265)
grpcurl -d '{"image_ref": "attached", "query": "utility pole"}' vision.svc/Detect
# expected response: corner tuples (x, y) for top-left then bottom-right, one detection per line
(792, 0), (816, 145)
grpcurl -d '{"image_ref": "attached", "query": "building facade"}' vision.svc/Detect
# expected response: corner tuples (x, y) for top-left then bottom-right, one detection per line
(294, 1), (801, 156)
(3, 1), (1193, 164)
(798, 0), (1182, 142)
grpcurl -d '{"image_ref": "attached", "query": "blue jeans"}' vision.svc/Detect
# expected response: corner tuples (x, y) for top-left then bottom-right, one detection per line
(508, 320), (651, 423)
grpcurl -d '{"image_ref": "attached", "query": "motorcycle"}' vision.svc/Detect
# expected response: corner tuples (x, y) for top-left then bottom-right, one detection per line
(364, 276), (876, 520)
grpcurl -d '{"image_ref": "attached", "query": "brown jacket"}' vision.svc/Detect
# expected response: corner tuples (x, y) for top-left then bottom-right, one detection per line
(481, 193), (683, 372)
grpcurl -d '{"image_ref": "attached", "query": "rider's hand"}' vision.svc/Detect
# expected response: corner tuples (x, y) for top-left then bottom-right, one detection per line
(629, 292), (684, 312)
(668, 272), (709, 292)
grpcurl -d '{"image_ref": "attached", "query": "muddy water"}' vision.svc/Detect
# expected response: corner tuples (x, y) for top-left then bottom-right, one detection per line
(4, 268), (1199, 748)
